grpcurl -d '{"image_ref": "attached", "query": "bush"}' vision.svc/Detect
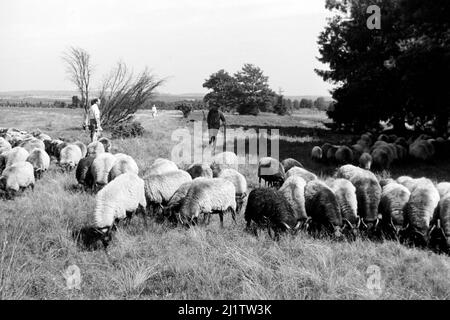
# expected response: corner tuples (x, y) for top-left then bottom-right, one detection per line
(110, 120), (145, 139)
(176, 103), (193, 118)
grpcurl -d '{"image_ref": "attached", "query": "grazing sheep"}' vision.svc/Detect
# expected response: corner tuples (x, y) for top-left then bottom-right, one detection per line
(321, 143), (332, 159)
(325, 145), (339, 163)
(394, 144), (408, 161)
(395, 137), (408, 149)
(179, 178), (236, 228)
(371, 146), (394, 171)
(329, 178), (358, 226)
(144, 170), (192, 215)
(304, 179), (344, 238)
(0, 137), (12, 154)
(430, 183), (450, 253)
(55, 142), (69, 160)
(1, 147), (29, 171)
(19, 138), (45, 153)
(79, 173), (147, 249)
(436, 182), (450, 199)
(335, 146), (354, 165)
(279, 176), (307, 221)
(0, 161), (35, 198)
(360, 134), (373, 147)
(35, 133), (52, 142)
(90, 152), (117, 190)
(409, 139), (435, 161)
(108, 154), (139, 182)
(59, 145), (83, 171)
(86, 141), (105, 158)
(210, 152), (239, 177)
(281, 158), (304, 172)
(145, 158), (178, 176)
(73, 141), (87, 158)
(379, 182), (411, 240)
(218, 168), (248, 214)
(163, 180), (198, 223)
(257, 157), (285, 188)
(335, 165), (382, 236)
(399, 177), (439, 247)
(359, 152), (372, 170)
(26, 148), (50, 179)
(352, 144), (365, 162)
(98, 137), (112, 152)
(244, 188), (300, 239)
(76, 156), (95, 188)
(310, 147), (323, 162)
(286, 166), (317, 182)
(186, 163), (213, 179)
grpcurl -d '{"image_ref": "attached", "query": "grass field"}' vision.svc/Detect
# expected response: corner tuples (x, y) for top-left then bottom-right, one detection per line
(1, 107), (450, 300)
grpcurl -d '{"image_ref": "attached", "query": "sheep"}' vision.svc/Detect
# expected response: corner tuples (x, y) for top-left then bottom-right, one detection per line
(163, 180), (198, 223)
(281, 158), (304, 172)
(429, 183), (450, 253)
(379, 178), (395, 188)
(55, 142), (69, 160)
(244, 188), (300, 240)
(59, 144), (83, 171)
(217, 168), (248, 214)
(210, 152), (239, 177)
(108, 154), (139, 182)
(409, 139), (435, 161)
(78, 173), (147, 249)
(379, 182), (411, 240)
(1, 147), (29, 171)
(321, 143), (333, 161)
(335, 165), (382, 237)
(45, 139), (64, 158)
(371, 146), (394, 171)
(352, 144), (365, 162)
(286, 166), (317, 182)
(90, 152), (117, 190)
(145, 158), (178, 176)
(310, 147), (323, 162)
(35, 133), (52, 142)
(0, 161), (35, 198)
(0, 137), (12, 154)
(98, 137), (112, 152)
(335, 146), (354, 165)
(86, 141), (105, 158)
(378, 134), (389, 142)
(360, 134), (373, 147)
(359, 152), (372, 170)
(76, 156), (95, 188)
(186, 163), (213, 179)
(279, 176), (307, 221)
(304, 179), (344, 239)
(325, 145), (339, 163)
(395, 137), (408, 149)
(329, 178), (359, 229)
(19, 138), (45, 153)
(398, 177), (439, 247)
(179, 178), (236, 228)
(73, 141), (87, 158)
(144, 170), (192, 216)
(26, 148), (50, 179)
(257, 157), (285, 188)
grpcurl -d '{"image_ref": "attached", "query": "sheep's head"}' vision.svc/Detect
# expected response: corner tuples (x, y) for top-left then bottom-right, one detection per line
(399, 224), (428, 248)
(74, 226), (112, 250)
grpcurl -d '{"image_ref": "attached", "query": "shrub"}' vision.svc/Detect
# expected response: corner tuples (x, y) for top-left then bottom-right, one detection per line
(110, 119), (145, 139)
(176, 103), (193, 118)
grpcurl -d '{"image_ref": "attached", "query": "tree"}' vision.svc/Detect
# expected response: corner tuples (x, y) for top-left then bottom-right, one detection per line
(176, 103), (193, 118)
(62, 47), (93, 117)
(300, 98), (313, 109)
(316, 0), (450, 134)
(274, 94), (289, 115)
(293, 99), (300, 110)
(202, 70), (238, 112)
(314, 97), (327, 110)
(234, 64), (276, 115)
(99, 61), (164, 128)
(71, 96), (80, 108)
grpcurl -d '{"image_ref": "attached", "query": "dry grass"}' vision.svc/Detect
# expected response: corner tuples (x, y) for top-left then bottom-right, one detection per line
(0, 107), (450, 300)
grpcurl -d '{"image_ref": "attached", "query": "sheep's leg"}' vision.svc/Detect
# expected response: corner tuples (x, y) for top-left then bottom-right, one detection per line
(230, 208), (237, 225)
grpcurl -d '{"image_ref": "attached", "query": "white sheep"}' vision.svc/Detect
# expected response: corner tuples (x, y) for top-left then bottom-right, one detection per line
(145, 158), (178, 176)
(210, 151), (239, 177)
(281, 158), (303, 172)
(379, 181), (411, 239)
(1, 147), (29, 170)
(87, 173), (147, 248)
(329, 178), (358, 226)
(310, 146), (323, 162)
(217, 168), (248, 214)
(279, 175), (307, 220)
(73, 141), (87, 158)
(179, 178), (236, 227)
(144, 169), (192, 215)
(108, 153), (139, 182)
(59, 144), (83, 171)
(86, 141), (105, 158)
(0, 161), (35, 197)
(0, 137), (12, 154)
(26, 148), (50, 179)
(286, 166), (317, 182)
(90, 152), (117, 190)
(19, 138), (45, 153)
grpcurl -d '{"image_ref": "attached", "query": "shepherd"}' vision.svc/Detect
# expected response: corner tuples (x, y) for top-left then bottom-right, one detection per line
(206, 104), (226, 154)
(84, 98), (102, 142)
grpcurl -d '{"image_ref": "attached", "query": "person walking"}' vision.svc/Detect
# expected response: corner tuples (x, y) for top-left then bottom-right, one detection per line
(206, 105), (226, 153)
(84, 98), (102, 142)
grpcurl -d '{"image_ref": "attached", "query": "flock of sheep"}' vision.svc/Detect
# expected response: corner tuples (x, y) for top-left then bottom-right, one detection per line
(310, 131), (450, 170)
(0, 127), (449, 256)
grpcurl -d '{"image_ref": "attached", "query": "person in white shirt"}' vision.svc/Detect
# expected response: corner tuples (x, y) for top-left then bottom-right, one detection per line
(84, 98), (102, 142)
(151, 104), (158, 118)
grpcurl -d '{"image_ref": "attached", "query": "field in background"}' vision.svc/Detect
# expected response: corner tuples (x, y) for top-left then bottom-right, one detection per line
(1, 107), (450, 300)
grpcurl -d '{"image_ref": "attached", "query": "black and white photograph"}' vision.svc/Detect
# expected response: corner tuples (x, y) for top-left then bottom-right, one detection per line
(0, 0), (449, 304)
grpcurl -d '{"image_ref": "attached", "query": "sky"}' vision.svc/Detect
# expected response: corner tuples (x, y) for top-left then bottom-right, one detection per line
(0, 0), (334, 96)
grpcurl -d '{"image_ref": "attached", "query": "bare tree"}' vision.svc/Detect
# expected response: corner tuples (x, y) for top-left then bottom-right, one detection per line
(62, 47), (93, 117)
(99, 61), (164, 128)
